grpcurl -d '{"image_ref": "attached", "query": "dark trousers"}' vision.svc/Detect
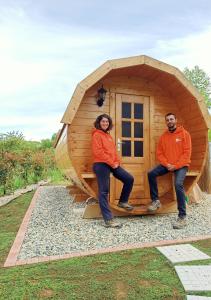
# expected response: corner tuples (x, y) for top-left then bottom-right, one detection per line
(93, 163), (134, 221)
(148, 165), (188, 218)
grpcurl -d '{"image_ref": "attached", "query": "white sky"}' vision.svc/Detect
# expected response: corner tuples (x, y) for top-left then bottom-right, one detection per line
(1, 0), (211, 141)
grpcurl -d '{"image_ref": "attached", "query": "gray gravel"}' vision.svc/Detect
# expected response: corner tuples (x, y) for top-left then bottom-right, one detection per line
(18, 186), (211, 260)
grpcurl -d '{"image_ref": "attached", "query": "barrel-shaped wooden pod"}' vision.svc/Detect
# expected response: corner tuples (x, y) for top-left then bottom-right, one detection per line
(55, 55), (211, 216)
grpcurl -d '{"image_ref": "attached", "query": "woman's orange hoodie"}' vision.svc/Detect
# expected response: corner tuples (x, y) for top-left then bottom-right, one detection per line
(157, 126), (192, 170)
(92, 129), (120, 168)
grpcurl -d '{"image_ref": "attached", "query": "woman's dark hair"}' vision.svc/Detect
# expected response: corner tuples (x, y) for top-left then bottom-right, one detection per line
(94, 114), (113, 131)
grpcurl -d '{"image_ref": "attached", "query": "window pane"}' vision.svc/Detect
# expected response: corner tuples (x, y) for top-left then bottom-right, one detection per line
(122, 140), (131, 157)
(134, 122), (143, 138)
(134, 103), (143, 119)
(134, 141), (143, 157)
(122, 121), (131, 137)
(122, 102), (131, 118)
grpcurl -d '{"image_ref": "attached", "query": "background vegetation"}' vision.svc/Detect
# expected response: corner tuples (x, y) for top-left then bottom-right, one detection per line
(0, 131), (64, 196)
(183, 65), (211, 142)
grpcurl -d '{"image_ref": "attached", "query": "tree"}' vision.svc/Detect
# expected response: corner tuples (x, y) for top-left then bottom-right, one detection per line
(184, 66), (211, 108)
(183, 66), (211, 193)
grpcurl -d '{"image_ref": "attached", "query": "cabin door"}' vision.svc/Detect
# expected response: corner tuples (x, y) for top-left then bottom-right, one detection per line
(112, 93), (150, 204)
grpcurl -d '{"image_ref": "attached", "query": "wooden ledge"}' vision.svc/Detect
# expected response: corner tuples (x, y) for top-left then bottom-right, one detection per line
(186, 171), (200, 176)
(81, 173), (113, 179)
(81, 173), (96, 179)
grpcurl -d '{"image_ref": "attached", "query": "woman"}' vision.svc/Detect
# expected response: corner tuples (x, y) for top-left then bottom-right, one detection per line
(92, 114), (134, 228)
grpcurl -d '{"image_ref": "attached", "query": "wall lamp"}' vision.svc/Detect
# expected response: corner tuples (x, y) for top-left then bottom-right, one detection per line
(96, 85), (107, 107)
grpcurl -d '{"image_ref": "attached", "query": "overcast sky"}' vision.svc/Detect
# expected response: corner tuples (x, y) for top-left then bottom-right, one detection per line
(1, 0), (211, 140)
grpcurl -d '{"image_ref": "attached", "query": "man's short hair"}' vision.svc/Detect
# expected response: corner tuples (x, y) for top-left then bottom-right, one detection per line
(165, 113), (176, 119)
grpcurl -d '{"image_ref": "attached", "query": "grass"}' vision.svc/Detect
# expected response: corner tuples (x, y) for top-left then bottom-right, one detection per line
(0, 193), (211, 299)
(47, 168), (70, 185)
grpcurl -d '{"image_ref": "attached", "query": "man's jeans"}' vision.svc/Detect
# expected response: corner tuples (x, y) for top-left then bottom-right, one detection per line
(93, 163), (134, 221)
(148, 165), (188, 218)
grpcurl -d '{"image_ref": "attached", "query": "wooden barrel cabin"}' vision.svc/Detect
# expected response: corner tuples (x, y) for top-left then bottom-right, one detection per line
(55, 55), (211, 217)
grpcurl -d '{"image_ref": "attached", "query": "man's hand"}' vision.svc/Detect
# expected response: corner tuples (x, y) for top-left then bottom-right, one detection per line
(113, 163), (119, 169)
(167, 164), (176, 171)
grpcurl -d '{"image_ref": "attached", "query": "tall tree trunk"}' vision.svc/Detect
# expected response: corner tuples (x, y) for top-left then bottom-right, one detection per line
(198, 143), (211, 193)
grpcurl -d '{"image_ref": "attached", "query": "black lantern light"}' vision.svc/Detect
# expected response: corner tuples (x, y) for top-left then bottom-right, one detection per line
(97, 85), (107, 107)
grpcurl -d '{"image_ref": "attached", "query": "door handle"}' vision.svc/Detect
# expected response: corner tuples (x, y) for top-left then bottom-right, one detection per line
(117, 138), (124, 152)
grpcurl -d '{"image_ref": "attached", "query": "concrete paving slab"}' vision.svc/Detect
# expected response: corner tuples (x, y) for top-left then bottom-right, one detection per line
(157, 244), (210, 263)
(187, 296), (211, 300)
(175, 266), (211, 291)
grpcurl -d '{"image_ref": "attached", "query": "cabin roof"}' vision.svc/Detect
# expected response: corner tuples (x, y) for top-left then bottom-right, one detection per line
(61, 55), (211, 128)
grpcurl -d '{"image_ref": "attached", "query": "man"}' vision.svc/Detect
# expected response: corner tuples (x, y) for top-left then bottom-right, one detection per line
(147, 113), (192, 229)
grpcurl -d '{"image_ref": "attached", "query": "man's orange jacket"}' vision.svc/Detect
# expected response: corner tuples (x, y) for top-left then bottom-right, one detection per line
(92, 129), (120, 168)
(157, 126), (192, 170)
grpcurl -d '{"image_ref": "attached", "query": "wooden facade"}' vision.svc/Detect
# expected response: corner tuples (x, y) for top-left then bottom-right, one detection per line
(55, 55), (211, 216)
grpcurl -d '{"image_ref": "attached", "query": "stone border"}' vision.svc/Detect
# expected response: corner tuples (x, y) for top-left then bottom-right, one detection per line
(0, 180), (49, 207)
(4, 187), (211, 268)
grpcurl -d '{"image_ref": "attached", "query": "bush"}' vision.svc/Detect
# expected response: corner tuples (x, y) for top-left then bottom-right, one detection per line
(0, 131), (58, 196)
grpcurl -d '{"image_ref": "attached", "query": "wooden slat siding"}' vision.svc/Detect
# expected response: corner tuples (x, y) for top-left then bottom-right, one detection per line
(77, 103), (109, 113)
(103, 76), (165, 94)
(71, 141), (91, 149)
(149, 95), (155, 168)
(109, 55), (145, 69)
(197, 103), (211, 128)
(190, 131), (207, 139)
(62, 84), (85, 124)
(160, 79), (185, 96)
(79, 61), (111, 90)
(73, 158), (93, 172)
(192, 152), (206, 160)
(71, 125), (93, 134)
(184, 115), (206, 125)
(68, 126), (96, 197)
(191, 136), (207, 144)
(55, 126), (91, 195)
(178, 103), (203, 118)
(71, 118), (97, 126)
(144, 55), (175, 74)
(71, 149), (92, 157)
(192, 145), (207, 154)
(176, 94), (196, 105)
(153, 73), (178, 92)
(75, 110), (109, 119)
(71, 133), (92, 141)
(190, 159), (204, 167)
(189, 123), (208, 132)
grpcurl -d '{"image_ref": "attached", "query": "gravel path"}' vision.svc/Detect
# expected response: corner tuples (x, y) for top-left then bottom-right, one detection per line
(18, 186), (211, 260)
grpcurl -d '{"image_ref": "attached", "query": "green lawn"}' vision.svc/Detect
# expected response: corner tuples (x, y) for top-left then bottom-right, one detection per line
(0, 192), (211, 300)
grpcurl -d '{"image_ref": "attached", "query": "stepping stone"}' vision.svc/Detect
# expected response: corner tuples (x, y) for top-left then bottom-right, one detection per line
(175, 266), (211, 291)
(187, 296), (211, 300)
(157, 244), (210, 263)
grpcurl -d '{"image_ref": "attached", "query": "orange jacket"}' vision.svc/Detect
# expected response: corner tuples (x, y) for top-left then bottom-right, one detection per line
(157, 126), (192, 170)
(92, 129), (120, 168)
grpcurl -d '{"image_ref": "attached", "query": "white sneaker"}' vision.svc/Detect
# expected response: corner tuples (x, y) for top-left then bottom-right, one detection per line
(147, 200), (161, 212)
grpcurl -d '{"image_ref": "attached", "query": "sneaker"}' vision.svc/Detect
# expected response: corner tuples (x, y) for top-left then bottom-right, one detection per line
(104, 219), (122, 228)
(117, 202), (134, 211)
(147, 200), (161, 212)
(173, 217), (187, 229)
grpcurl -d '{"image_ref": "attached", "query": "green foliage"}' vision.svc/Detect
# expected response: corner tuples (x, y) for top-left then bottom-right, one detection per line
(0, 131), (58, 195)
(209, 129), (211, 142)
(184, 65), (211, 108)
(47, 168), (68, 184)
